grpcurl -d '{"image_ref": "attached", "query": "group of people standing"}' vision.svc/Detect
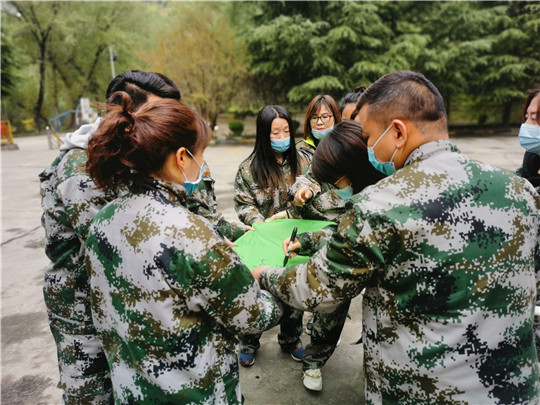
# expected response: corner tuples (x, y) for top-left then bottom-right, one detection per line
(40, 69), (539, 405)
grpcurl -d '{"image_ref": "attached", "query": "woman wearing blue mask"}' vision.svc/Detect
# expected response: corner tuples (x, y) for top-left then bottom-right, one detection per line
(311, 120), (386, 198)
(516, 88), (540, 190)
(298, 95), (341, 158)
(284, 120), (385, 392)
(84, 93), (283, 403)
(234, 105), (311, 368)
(234, 105), (311, 225)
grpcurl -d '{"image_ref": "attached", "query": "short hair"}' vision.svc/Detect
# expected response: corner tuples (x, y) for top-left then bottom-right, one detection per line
(339, 86), (365, 115)
(356, 70), (447, 130)
(87, 92), (210, 193)
(105, 70), (181, 111)
(523, 88), (540, 122)
(250, 105), (299, 189)
(311, 120), (385, 194)
(303, 95), (342, 142)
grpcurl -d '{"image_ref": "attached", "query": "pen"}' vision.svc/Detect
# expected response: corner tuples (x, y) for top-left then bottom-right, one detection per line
(283, 226), (298, 266)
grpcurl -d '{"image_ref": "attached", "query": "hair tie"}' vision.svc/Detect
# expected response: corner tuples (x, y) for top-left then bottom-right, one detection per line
(131, 112), (136, 120)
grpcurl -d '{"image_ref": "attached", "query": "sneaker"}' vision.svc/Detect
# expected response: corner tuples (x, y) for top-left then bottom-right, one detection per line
(290, 347), (306, 362)
(239, 352), (255, 367)
(303, 368), (322, 391)
(336, 336), (342, 347)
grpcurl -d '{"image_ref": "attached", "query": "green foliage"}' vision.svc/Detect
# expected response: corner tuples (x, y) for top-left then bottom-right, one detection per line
(3, 1), (538, 129)
(228, 120), (245, 137)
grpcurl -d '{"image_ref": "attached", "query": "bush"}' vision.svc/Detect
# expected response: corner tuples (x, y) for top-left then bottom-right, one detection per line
(228, 120), (244, 137)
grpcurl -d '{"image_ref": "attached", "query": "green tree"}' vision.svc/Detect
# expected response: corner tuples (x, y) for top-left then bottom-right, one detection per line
(4, 1), (153, 132)
(474, 1), (540, 124)
(9, 1), (60, 130)
(141, 2), (249, 130)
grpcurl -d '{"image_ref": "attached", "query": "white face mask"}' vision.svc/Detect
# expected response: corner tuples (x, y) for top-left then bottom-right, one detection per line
(518, 123), (540, 155)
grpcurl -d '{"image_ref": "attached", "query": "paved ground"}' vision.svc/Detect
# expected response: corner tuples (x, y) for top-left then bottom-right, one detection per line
(1, 133), (526, 404)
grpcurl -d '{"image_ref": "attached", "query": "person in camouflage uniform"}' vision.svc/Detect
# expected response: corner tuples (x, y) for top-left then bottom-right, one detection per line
(255, 71), (540, 404)
(233, 106), (312, 367)
(187, 161), (248, 242)
(39, 71), (181, 404)
(287, 120), (386, 391)
(85, 93), (282, 404)
(289, 94), (346, 222)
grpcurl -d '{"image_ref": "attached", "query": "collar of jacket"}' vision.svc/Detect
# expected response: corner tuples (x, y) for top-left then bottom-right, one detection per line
(303, 137), (316, 149)
(143, 177), (189, 207)
(404, 140), (459, 168)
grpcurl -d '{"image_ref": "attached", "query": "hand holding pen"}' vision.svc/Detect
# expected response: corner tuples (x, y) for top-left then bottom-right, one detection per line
(283, 227), (298, 266)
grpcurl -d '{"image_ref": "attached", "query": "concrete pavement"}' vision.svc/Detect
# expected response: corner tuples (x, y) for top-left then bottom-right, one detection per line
(1, 133), (526, 404)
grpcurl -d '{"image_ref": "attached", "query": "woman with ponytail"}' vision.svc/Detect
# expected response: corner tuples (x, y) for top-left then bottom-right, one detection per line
(85, 92), (282, 404)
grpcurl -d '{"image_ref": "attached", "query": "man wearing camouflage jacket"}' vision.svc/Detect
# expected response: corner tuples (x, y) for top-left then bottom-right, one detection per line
(255, 71), (540, 403)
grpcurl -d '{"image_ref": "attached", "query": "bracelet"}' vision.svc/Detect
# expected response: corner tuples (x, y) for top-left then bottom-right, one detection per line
(286, 210), (290, 219)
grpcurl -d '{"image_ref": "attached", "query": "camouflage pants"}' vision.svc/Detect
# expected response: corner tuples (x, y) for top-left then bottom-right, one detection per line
(302, 301), (351, 371)
(240, 305), (303, 353)
(48, 312), (112, 405)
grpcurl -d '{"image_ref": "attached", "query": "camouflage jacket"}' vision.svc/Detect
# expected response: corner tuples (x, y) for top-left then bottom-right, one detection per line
(234, 153), (311, 225)
(290, 140), (347, 222)
(261, 140), (540, 404)
(188, 162), (247, 241)
(40, 148), (114, 330)
(86, 177), (282, 404)
(40, 138), (241, 330)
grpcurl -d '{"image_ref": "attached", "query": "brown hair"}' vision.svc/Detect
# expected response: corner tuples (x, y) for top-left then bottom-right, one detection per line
(87, 91), (211, 192)
(303, 95), (341, 145)
(311, 120), (385, 194)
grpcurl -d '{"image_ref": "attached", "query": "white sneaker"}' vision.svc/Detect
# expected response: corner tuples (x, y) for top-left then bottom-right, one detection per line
(303, 368), (322, 391)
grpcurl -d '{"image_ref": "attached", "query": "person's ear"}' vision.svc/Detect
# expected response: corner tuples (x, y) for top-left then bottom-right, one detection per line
(175, 147), (188, 171)
(392, 119), (409, 148)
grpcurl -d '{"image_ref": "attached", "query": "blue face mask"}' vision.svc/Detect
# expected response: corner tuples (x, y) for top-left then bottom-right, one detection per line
(518, 123), (540, 155)
(181, 149), (204, 195)
(367, 124), (398, 176)
(335, 185), (354, 202)
(311, 126), (334, 140)
(271, 137), (290, 153)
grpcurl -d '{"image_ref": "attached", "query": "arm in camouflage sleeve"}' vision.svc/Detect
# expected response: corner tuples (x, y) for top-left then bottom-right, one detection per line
(260, 207), (381, 313)
(187, 240), (283, 335)
(296, 225), (336, 256)
(189, 174), (247, 241)
(55, 150), (112, 241)
(233, 165), (265, 225)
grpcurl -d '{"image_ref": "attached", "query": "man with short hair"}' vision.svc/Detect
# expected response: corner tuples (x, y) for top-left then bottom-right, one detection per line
(254, 70), (540, 403)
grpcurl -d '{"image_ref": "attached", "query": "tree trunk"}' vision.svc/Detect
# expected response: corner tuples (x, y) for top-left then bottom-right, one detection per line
(502, 101), (513, 126)
(34, 41), (47, 132)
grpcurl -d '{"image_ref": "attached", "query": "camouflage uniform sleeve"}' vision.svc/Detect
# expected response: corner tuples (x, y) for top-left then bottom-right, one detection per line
(290, 174), (321, 196)
(260, 207), (381, 313)
(233, 162), (265, 225)
(55, 150), (111, 241)
(188, 168), (247, 241)
(179, 238), (283, 335)
(297, 225), (336, 256)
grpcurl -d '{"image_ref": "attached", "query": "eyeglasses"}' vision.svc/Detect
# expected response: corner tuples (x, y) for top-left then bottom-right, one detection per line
(310, 114), (333, 124)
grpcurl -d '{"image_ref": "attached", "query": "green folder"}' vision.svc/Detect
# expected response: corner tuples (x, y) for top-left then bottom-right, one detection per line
(233, 218), (334, 270)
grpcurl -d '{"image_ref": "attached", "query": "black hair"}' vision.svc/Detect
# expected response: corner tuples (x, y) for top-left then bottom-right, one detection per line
(250, 105), (300, 189)
(355, 70), (447, 131)
(311, 121), (385, 194)
(105, 70), (181, 110)
(339, 86), (365, 115)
